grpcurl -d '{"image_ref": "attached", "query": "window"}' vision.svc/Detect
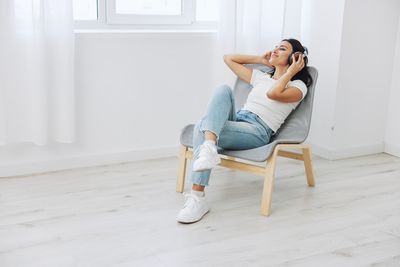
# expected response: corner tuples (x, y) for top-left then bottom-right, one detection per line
(73, 0), (98, 20)
(195, 0), (218, 21)
(73, 0), (218, 29)
(116, 0), (183, 16)
(107, 0), (195, 24)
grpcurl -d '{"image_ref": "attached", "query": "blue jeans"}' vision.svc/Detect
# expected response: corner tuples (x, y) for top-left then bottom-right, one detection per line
(191, 84), (274, 186)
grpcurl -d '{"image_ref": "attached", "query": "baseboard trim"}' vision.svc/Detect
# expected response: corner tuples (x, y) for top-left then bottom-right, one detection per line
(308, 142), (385, 160)
(0, 146), (179, 178)
(384, 143), (400, 158)
(1, 142), (396, 177)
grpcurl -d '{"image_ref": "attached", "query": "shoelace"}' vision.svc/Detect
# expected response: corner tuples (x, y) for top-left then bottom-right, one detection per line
(197, 143), (216, 158)
(183, 192), (201, 209)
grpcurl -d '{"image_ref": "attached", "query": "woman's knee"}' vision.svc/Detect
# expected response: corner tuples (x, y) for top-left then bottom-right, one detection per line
(213, 84), (233, 98)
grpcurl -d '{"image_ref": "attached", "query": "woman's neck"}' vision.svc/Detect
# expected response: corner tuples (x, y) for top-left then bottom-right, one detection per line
(272, 66), (289, 80)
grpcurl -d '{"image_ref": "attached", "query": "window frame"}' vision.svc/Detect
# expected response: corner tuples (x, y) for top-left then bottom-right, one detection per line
(74, 0), (217, 31)
(106, 0), (195, 25)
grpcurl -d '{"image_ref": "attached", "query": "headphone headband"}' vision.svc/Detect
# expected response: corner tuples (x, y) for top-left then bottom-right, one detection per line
(303, 46), (309, 57)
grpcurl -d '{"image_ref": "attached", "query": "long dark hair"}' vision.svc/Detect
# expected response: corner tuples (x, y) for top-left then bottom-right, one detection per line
(270, 38), (313, 87)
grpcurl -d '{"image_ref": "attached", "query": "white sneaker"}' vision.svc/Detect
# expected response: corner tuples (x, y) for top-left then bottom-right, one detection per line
(193, 142), (221, 172)
(177, 192), (209, 224)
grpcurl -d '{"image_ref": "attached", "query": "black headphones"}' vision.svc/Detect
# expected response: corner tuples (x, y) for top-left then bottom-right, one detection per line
(288, 46), (309, 65)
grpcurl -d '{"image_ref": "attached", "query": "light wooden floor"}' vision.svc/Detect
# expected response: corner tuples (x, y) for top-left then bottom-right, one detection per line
(0, 153), (400, 267)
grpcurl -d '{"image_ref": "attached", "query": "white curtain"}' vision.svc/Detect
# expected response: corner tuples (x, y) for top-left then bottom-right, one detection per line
(217, 0), (289, 55)
(0, 0), (75, 146)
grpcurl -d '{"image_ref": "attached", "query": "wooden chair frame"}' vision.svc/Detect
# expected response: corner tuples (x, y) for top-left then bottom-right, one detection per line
(176, 143), (315, 216)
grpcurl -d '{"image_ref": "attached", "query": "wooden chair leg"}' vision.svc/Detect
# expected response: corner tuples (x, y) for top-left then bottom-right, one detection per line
(260, 148), (279, 216)
(302, 146), (315, 187)
(176, 145), (188, 192)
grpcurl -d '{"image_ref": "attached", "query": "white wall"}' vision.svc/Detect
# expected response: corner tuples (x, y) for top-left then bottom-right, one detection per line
(74, 32), (219, 152)
(333, 0), (400, 158)
(301, 0), (400, 159)
(385, 15), (400, 157)
(300, 0), (346, 158)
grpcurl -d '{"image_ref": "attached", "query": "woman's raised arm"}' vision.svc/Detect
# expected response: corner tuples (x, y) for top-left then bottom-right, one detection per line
(223, 53), (272, 84)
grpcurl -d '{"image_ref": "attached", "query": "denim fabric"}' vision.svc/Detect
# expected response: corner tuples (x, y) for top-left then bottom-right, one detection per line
(191, 84), (274, 186)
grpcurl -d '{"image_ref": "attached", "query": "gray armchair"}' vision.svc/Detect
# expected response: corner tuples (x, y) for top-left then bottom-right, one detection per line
(177, 65), (318, 216)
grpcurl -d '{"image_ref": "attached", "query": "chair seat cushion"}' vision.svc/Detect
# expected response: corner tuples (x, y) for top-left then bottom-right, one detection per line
(180, 124), (296, 162)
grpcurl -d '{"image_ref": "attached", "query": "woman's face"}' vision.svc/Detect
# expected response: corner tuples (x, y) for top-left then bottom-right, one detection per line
(269, 41), (293, 67)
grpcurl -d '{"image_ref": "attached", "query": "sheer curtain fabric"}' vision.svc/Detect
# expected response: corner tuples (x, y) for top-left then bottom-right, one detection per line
(0, 0), (75, 145)
(217, 0), (287, 55)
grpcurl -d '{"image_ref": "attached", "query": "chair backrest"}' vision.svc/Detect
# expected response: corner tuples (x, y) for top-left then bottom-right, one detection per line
(233, 65), (318, 143)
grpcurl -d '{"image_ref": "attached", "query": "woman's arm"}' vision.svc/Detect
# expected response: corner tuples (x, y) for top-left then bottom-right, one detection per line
(223, 53), (272, 84)
(266, 54), (305, 103)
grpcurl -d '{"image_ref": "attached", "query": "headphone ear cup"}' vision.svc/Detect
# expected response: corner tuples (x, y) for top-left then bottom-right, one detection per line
(288, 53), (294, 65)
(289, 52), (308, 66)
(303, 55), (308, 65)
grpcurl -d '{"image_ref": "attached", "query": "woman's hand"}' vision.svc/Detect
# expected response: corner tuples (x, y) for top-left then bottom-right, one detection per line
(260, 51), (272, 66)
(287, 52), (305, 77)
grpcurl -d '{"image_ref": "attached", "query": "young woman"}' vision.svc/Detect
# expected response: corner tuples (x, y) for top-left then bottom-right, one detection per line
(177, 38), (313, 223)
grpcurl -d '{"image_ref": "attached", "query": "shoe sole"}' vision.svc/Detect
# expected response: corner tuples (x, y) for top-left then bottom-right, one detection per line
(177, 209), (210, 224)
